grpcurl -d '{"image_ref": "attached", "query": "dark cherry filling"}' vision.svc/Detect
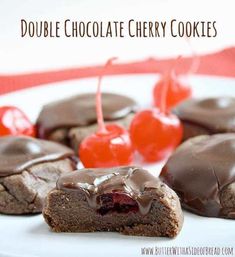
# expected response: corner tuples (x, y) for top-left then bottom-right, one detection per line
(97, 193), (139, 215)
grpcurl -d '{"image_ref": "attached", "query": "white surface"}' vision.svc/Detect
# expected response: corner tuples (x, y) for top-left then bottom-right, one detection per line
(0, 74), (235, 257)
(0, 0), (235, 72)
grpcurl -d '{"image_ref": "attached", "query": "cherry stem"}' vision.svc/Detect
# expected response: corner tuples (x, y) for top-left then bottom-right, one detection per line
(185, 38), (200, 76)
(159, 56), (182, 114)
(96, 57), (117, 134)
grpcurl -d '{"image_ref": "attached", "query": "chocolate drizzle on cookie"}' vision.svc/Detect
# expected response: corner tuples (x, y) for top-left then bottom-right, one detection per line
(0, 136), (74, 177)
(37, 93), (137, 139)
(160, 134), (235, 218)
(57, 166), (164, 215)
(173, 97), (235, 133)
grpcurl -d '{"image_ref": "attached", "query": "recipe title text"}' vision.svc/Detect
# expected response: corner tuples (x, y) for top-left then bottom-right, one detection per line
(20, 19), (218, 38)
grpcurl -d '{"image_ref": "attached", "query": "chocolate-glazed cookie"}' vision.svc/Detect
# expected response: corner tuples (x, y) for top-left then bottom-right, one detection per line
(43, 166), (183, 237)
(0, 136), (76, 214)
(36, 93), (137, 152)
(173, 97), (235, 141)
(160, 134), (235, 219)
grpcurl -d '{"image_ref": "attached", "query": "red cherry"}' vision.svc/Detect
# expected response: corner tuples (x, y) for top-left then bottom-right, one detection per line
(130, 109), (182, 162)
(0, 106), (35, 137)
(153, 73), (192, 110)
(98, 193), (138, 215)
(79, 124), (133, 168)
(131, 61), (183, 162)
(79, 58), (133, 168)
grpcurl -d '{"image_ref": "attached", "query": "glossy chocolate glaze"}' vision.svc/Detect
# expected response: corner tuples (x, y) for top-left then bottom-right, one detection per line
(173, 97), (235, 132)
(57, 166), (164, 215)
(0, 136), (74, 177)
(37, 93), (137, 138)
(160, 134), (235, 218)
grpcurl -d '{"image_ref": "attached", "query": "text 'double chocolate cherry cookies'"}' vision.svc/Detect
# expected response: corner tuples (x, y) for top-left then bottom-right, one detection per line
(36, 93), (137, 152)
(173, 97), (235, 141)
(160, 134), (235, 219)
(43, 166), (183, 237)
(0, 136), (76, 214)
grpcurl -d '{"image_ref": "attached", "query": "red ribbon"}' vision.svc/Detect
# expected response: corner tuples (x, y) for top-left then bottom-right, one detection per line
(0, 47), (234, 95)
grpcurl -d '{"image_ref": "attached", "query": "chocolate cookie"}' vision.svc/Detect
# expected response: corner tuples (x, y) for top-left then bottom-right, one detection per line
(43, 166), (183, 237)
(0, 136), (76, 214)
(160, 134), (235, 219)
(173, 97), (235, 141)
(36, 93), (137, 152)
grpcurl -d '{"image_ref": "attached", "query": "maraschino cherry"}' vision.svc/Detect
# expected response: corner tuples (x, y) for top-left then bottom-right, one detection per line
(130, 70), (183, 162)
(153, 72), (192, 110)
(153, 57), (192, 110)
(79, 59), (133, 168)
(0, 106), (35, 137)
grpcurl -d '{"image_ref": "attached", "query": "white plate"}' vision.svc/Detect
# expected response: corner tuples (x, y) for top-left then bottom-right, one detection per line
(0, 74), (235, 257)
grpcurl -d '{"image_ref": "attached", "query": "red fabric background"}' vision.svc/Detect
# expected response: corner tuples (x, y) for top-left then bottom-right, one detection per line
(0, 47), (234, 95)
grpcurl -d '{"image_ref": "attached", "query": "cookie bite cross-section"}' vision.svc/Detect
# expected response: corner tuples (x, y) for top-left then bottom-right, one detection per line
(43, 166), (183, 237)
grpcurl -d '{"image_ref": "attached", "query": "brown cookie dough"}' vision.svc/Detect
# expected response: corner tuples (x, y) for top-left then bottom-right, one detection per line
(0, 136), (76, 214)
(160, 134), (235, 219)
(43, 166), (183, 237)
(36, 93), (137, 152)
(173, 97), (235, 141)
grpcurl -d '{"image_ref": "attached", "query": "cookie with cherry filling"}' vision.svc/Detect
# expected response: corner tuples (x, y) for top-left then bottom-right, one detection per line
(43, 166), (183, 237)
